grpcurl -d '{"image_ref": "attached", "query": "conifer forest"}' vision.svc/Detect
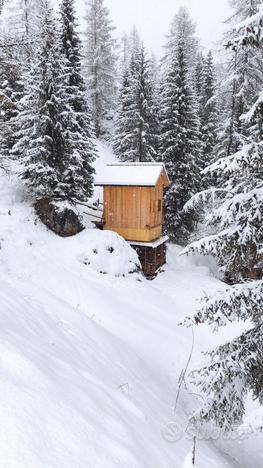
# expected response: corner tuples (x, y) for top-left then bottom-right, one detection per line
(0, 1), (263, 467)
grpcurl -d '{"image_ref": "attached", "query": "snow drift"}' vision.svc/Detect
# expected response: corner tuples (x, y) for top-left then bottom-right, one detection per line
(0, 165), (261, 468)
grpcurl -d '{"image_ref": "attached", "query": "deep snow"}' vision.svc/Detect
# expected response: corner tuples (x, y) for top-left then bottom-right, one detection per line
(0, 143), (262, 468)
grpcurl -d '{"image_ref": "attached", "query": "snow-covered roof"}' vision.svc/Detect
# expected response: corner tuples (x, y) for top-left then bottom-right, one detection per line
(95, 163), (170, 187)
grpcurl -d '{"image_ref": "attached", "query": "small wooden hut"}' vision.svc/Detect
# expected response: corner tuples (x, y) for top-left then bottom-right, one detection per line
(95, 163), (170, 277)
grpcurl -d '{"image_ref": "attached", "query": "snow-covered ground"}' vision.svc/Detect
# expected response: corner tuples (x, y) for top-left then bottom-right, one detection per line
(0, 144), (262, 468)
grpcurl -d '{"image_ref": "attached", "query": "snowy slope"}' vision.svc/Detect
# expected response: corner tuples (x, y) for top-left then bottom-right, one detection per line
(0, 144), (260, 468)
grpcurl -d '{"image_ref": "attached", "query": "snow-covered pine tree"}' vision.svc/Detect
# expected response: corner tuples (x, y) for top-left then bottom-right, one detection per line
(200, 51), (219, 176)
(148, 53), (161, 160)
(0, 54), (24, 164)
(112, 66), (136, 161)
(160, 15), (202, 244)
(84, 0), (117, 138)
(164, 6), (199, 70)
(2, 0), (41, 39)
(59, 0), (96, 198)
(12, 0), (95, 201)
(113, 36), (159, 162)
(12, 0), (68, 197)
(182, 4), (263, 431)
(133, 44), (159, 162)
(193, 51), (205, 117)
(119, 33), (131, 75)
(215, 0), (263, 165)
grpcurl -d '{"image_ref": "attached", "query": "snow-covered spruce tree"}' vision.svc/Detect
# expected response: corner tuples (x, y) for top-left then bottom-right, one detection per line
(0, 1), (41, 169)
(119, 33), (131, 75)
(193, 51), (205, 117)
(2, 0), (41, 40)
(192, 50), (219, 185)
(148, 53), (161, 160)
(13, 0), (95, 201)
(183, 145), (263, 430)
(11, 1), (67, 196)
(163, 6), (199, 70)
(84, 0), (117, 138)
(200, 51), (219, 177)
(112, 67), (135, 161)
(59, 0), (96, 198)
(182, 8), (263, 431)
(0, 54), (24, 164)
(113, 37), (159, 162)
(214, 0), (263, 165)
(160, 35), (202, 244)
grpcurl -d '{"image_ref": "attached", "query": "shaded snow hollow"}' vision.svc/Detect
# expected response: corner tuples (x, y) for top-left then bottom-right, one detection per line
(0, 144), (261, 468)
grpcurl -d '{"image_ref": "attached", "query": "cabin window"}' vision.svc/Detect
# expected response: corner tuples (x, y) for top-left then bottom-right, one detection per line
(158, 200), (162, 212)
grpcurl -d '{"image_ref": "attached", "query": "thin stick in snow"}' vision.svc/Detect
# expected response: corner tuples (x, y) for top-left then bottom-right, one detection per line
(174, 329), (195, 414)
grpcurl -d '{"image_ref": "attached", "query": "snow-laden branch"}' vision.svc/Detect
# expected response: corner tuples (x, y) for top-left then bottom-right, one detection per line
(183, 188), (229, 213)
(184, 280), (263, 330)
(190, 323), (263, 429)
(202, 144), (256, 176)
(241, 91), (263, 123)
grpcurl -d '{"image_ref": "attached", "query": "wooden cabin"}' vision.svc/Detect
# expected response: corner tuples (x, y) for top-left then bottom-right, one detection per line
(95, 163), (170, 242)
(95, 163), (170, 278)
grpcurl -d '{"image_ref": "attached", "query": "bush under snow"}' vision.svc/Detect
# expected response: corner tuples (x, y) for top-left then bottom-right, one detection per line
(76, 230), (140, 277)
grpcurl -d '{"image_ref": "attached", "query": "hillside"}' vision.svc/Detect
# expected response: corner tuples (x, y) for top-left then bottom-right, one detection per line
(0, 145), (261, 468)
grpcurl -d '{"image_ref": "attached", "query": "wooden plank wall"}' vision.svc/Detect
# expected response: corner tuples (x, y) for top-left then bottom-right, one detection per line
(104, 181), (164, 230)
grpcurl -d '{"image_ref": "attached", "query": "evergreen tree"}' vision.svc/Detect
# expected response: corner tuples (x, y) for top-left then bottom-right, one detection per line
(0, 55), (24, 164)
(200, 51), (219, 174)
(215, 0), (263, 164)
(194, 51), (205, 117)
(12, 0), (95, 201)
(120, 33), (131, 74)
(59, 0), (96, 197)
(160, 14), (201, 244)
(12, 0), (67, 197)
(148, 53), (161, 160)
(113, 38), (159, 162)
(164, 6), (199, 69)
(112, 66), (135, 160)
(184, 136), (263, 430)
(2, 0), (41, 39)
(183, 4), (263, 431)
(84, 0), (117, 138)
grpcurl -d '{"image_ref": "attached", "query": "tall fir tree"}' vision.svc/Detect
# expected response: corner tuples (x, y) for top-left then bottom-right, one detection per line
(0, 55), (24, 165)
(183, 3), (263, 432)
(59, 0), (96, 198)
(200, 51), (219, 175)
(194, 51), (205, 117)
(12, 0), (95, 201)
(160, 9), (202, 244)
(1, 0), (41, 39)
(215, 0), (263, 164)
(84, 0), (117, 138)
(119, 33), (131, 74)
(164, 6), (199, 69)
(113, 36), (159, 162)
(112, 67), (134, 160)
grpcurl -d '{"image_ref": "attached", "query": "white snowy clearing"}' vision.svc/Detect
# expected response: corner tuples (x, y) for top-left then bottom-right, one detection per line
(0, 143), (262, 468)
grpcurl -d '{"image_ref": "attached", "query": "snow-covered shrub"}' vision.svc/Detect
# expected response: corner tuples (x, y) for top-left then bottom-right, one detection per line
(78, 230), (140, 277)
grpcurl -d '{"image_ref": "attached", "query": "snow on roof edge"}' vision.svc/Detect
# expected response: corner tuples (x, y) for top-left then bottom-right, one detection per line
(95, 163), (170, 187)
